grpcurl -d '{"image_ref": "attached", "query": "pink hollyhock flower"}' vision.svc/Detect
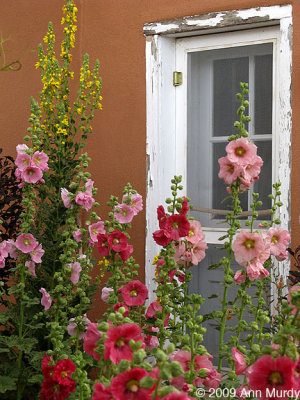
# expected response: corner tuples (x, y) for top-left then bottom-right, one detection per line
(92, 382), (113, 400)
(114, 203), (135, 224)
(53, 359), (76, 386)
(276, 250), (288, 261)
(16, 233), (38, 253)
(84, 178), (94, 193)
(188, 238), (208, 265)
(218, 156), (243, 184)
(246, 262), (269, 281)
(97, 233), (110, 257)
(146, 301), (162, 319)
(16, 144), (28, 154)
(69, 261), (82, 284)
(30, 243), (44, 263)
(242, 155), (263, 181)
(113, 303), (130, 316)
(6, 239), (18, 259)
(120, 280), (148, 306)
(144, 326), (159, 349)
(157, 205), (167, 229)
(83, 322), (101, 360)
(120, 244), (133, 261)
(0, 240), (9, 258)
(174, 240), (186, 264)
(73, 229), (82, 242)
(25, 260), (36, 276)
(88, 221), (105, 243)
(104, 324), (145, 364)
(246, 355), (296, 400)
(267, 227), (290, 257)
(101, 287), (114, 302)
(203, 369), (222, 389)
(234, 270), (247, 284)
(288, 285), (300, 315)
(15, 153), (32, 171)
(108, 230), (128, 252)
(236, 385), (251, 399)
(21, 166), (43, 184)
(40, 288), (52, 310)
(232, 231), (265, 266)
(75, 191), (95, 211)
(186, 220), (205, 244)
(61, 188), (72, 208)
(67, 315), (90, 339)
(226, 138), (257, 166)
(165, 214), (190, 240)
(232, 347), (247, 375)
(123, 193), (143, 216)
(153, 229), (172, 246)
(32, 151), (49, 171)
(0, 256), (5, 268)
(110, 367), (153, 400)
(178, 196), (189, 216)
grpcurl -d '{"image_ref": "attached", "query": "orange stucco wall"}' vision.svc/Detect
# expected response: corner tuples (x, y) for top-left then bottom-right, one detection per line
(0, 0), (299, 320)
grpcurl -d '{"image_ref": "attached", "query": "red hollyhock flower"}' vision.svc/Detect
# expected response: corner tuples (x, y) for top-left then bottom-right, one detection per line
(165, 214), (190, 240)
(178, 196), (189, 216)
(104, 323), (145, 364)
(108, 230), (128, 252)
(153, 229), (172, 246)
(114, 302), (130, 316)
(145, 301), (162, 319)
(120, 280), (148, 306)
(42, 354), (55, 381)
(97, 233), (109, 257)
(83, 322), (101, 360)
(53, 359), (76, 387)
(120, 244), (133, 261)
(157, 205), (167, 229)
(92, 382), (114, 400)
(41, 379), (75, 400)
(246, 355), (296, 400)
(110, 367), (153, 400)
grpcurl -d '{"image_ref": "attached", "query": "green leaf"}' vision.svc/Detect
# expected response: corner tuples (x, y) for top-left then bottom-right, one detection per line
(207, 294), (219, 300)
(208, 263), (221, 270)
(0, 376), (17, 393)
(0, 336), (38, 354)
(0, 311), (10, 325)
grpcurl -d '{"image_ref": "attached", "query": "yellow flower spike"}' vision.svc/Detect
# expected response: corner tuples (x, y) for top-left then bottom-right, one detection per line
(152, 255), (160, 265)
(61, 17), (65, 25)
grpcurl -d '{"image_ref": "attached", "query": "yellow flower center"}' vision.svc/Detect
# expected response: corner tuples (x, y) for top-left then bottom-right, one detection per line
(23, 239), (31, 246)
(126, 380), (139, 393)
(244, 239), (255, 249)
(235, 147), (246, 156)
(130, 290), (138, 297)
(271, 236), (278, 244)
(269, 371), (282, 385)
(61, 371), (68, 379)
(116, 337), (125, 347)
(188, 230), (194, 237)
(113, 238), (119, 245)
(172, 222), (179, 229)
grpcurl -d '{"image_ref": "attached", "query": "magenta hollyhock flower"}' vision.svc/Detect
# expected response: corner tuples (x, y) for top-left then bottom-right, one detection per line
(25, 260), (36, 276)
(97, 233), (110, 257)
(178, 196), (189, 216)
(186, 220), (205, 244)
(61, 188), (72, 208)
(88, 221), (105, 243)
(110, 368), (153, 400)
(30, 243), (44, 263)
(113, 303), (130, 316)
(162, 393), (195, 400)
(104, 324), (145, 364)
(145, 301), (162, 319)
(267, 227), (290, 257)
(15, 153), (32, 171)
(21, 165), (43, 183)
(144, 326), (159, 349)
(246, 355), (296, 400)
(232, 347), (247, 375)
(120, 280), (148, 306)
(75, 192), (95, 211)
(122, 193), (143, 216)
(32, 151), (49, 171)
(203, 368), (222, 389)
(218, 156), (243, 184)
(226, 138), (257, 166)
(83, 322), (101, 360)
(69, 261), (82, 284)
(153, 229), (172, 246)
(108, 230), (128, 252)
(165, 214), (190, 240)
(53, 359), (76, 386)
(67, 315), (90, 339)
(16, 233), (38, 253)
(73, 229), (82, 242)
(120, 244), (133, 261)
(157, 205), (167, 229)
(40, 288), (52, 310)
(236, 385), (251, 399)
(234, 270), (247, 284)
(92, 382), (113, 400)
(101, 287), (114, 302)
(232, 231), (265, 266)
(114, 203), (135, 224)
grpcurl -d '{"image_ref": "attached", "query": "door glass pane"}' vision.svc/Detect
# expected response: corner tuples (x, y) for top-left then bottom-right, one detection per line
(213, 57), (249, 137)
(254, 140), (272, 219)
(254, 55), (273, 135)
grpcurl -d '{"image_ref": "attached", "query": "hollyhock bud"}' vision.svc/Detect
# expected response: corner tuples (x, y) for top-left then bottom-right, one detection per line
(61, 188), (72, 208)
(69, 261), (82, 284)
(25, 260), (36, 276)
(40, 288), (52, 310)
(101, 287), (113, 302)
(234, 270), (246, 284)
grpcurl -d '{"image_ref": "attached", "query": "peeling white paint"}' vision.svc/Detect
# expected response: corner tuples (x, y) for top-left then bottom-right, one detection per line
(185, 13), (226, 27)
(236, 5), (292, 22)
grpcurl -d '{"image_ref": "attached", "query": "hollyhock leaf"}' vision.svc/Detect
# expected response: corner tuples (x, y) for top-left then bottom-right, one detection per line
(139, 376), (155, 389)
(0, 376), (17, 394)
